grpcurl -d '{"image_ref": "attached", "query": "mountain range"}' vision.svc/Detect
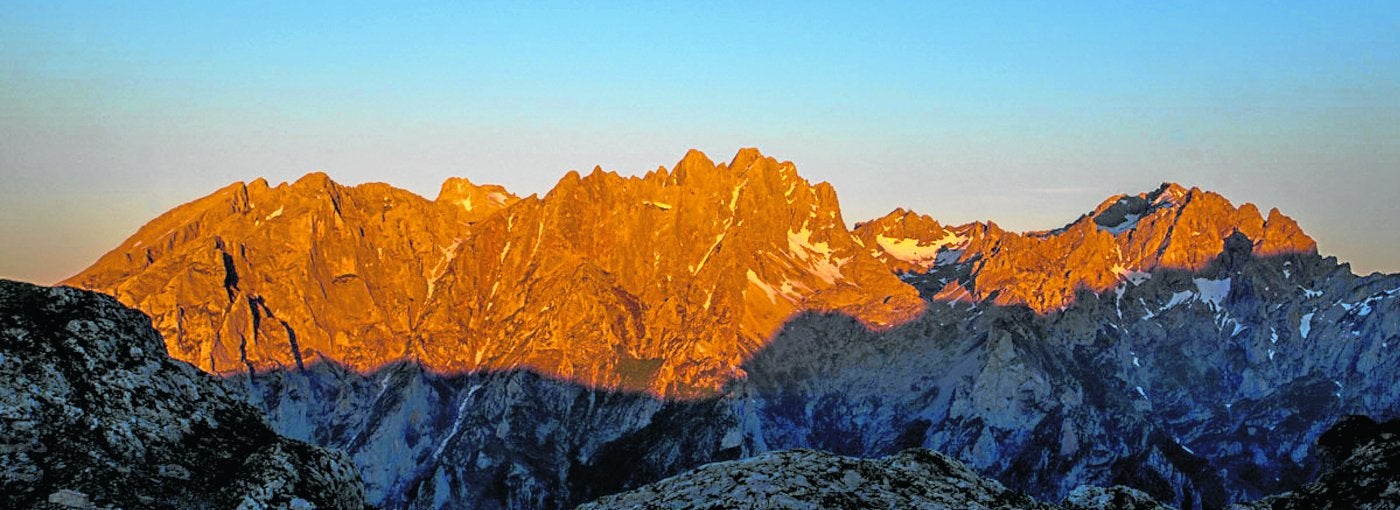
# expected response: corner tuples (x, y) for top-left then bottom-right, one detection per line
(63, 148), (1316, 396)
(37, 148), (1399, 508)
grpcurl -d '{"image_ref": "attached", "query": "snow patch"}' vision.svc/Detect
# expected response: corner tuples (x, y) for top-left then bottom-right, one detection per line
(1114, 267), (1152, 285)
(264, 206), (284, 221)
(788, 228), (845, 283)
(642, 200), (672, 211)
(1164, 290), (1195, 309)
(691, 233), (726, 275)
(1299, 312), (1314, 339)
(936, 249), (966, 266)
(747, 270), (781, 304)
(1194, 278), (1231, 307)
(432, 385), (482, 461)
(426, 239), (463, 297)
(874, 232), (966, 266)
(1159, 278), (1230, 311)
(1174, 437), (1195, 455)
(1100, 213), (1142, 235)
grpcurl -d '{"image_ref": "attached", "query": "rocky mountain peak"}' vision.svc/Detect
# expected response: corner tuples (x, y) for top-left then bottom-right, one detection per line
(852, 208), (956, 274)
(436, 176), (519, 220)
(727, 146), (767, 171)
(413, 149), (922, 396)
(69, 150), (923, 397)
(65, 156), (1329, 389)
(863, 183), (1319, 313)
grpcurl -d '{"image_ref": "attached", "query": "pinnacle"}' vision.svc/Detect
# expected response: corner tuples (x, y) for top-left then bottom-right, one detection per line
(292, 171), (337, 190)
(678, 148), (715, 168)
(728, 147), (767, 170)
(436, 177), (478, 201)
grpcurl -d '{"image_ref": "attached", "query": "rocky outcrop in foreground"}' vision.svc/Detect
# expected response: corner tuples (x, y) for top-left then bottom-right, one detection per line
(579, 448), (1057, 510)
(583, 416), (1400, 510)
(1232, 416), (1400, 510)
(0, 280), (366, 509)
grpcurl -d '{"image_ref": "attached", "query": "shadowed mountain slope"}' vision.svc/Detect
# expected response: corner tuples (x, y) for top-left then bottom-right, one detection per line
(228, 247), (1397, 509)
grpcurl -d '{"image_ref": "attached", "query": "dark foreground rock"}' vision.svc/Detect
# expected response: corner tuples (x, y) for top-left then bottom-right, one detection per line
(0, 280), (367, 509)
(1231, 415), (1400, 510)
(578, 448), (1057, 510)
(1061, 486), (1174, 510)
(583, 415), (1400, 510)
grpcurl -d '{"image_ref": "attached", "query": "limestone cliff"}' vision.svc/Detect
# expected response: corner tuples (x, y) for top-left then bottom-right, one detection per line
(855, 183), (1318, 312)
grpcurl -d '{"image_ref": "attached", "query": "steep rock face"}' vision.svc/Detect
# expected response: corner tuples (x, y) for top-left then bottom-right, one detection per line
(414, 149), (922, 396)
(856, 183), (1318, 313)
(233, 250), (1399, 509)
(0, 280), (366, 509)
(64, 173), (517, 376)
(233, 364), (740, 509)
(58, 149), (1389, 509)
(852, 208), (961, 274)
(69, 149), (922, 397)
(579, 448), (1057, 510)
(232, 249), (1400, 507)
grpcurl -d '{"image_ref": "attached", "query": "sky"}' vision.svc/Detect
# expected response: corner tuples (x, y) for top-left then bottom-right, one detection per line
(1, 1), (1396, 283)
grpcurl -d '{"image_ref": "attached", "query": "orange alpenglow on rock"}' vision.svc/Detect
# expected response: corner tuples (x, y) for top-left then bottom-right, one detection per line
(65, 172), (519, 376)
(856, 183), (1318, 313)
(66, 149), (925, 397)
(67, 152), (1318, 395)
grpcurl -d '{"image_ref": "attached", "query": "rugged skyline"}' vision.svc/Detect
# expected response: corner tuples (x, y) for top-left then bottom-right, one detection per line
(2, 2), (1397, 283)
(65, 148), (1319, 398)
(37, 147), (1397, 507)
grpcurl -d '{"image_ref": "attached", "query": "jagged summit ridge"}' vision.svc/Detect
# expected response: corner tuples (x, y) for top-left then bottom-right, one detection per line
(67, 148), (921, 397)
(856, 181), (1318, 312)
(412, 148), (922, 395)
(65, 172), (517, 376)
(67, 150), (1323, 394)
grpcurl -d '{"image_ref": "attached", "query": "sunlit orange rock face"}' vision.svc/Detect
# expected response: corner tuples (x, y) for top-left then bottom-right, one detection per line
(68, 153), (1316, 395)
(67, 149), (923, 397)
(65, 173), (518, 375)
(855, 183), (1317, 313)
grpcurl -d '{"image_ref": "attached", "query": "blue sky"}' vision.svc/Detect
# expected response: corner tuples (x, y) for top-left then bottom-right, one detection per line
(2, 1), (1397, 282)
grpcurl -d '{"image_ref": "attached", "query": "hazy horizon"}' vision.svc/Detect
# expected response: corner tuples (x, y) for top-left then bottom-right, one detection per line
(3, 2), (1396, 283)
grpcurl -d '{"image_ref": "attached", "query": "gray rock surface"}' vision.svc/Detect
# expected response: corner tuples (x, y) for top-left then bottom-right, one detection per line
(0, 280), (367, 509)
(579, 448), (1057, 510)
(581, 415), (1400, 510)
(1062, 486), (1175, 510)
